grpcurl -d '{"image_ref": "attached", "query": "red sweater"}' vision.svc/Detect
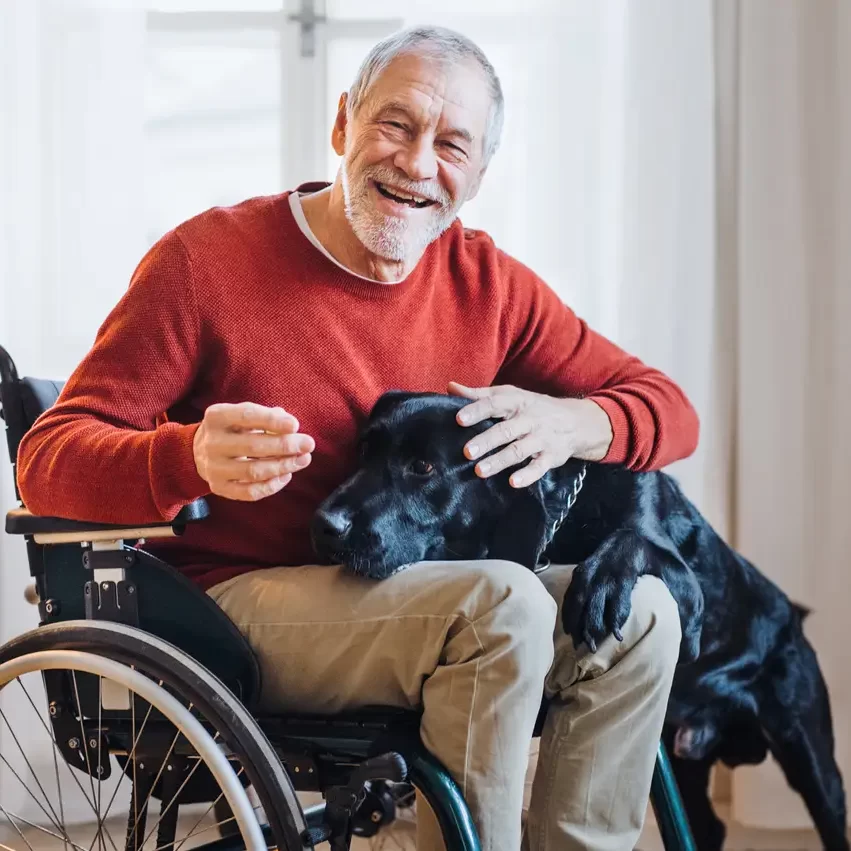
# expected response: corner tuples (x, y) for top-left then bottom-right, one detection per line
(17, 185), (699, 590)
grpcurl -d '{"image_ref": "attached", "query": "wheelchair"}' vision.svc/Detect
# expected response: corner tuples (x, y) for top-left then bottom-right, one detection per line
(0, 343), (697, 851)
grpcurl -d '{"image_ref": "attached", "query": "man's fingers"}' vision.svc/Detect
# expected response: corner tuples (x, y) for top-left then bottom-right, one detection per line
(509, 455), (553, 488)
(215, 474), (293, 502)
(475, 435), (542, 478)
(447, 381), (490, 401)
(206, 402), (299, 434)
(456, 387), (518, 426)
(218, 430), (315, 459)
(457, 397), (501, 426)
(464, 416), (533, 459)
(219, 454), (312, 483)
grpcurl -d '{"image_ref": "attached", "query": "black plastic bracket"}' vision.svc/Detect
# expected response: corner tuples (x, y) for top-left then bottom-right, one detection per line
(83, 547), (140, 627)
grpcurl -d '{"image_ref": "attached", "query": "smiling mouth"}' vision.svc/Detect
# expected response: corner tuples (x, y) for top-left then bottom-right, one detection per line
(374, 180), (437, 209)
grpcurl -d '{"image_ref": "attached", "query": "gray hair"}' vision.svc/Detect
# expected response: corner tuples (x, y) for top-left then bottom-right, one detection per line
(346, 25), (505, 164)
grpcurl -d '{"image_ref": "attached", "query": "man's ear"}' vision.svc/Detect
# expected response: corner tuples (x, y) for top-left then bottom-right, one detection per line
(331, 92), (348, 156)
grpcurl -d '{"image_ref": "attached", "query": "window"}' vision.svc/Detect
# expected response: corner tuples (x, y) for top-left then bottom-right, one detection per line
(143, 1), (587, 303)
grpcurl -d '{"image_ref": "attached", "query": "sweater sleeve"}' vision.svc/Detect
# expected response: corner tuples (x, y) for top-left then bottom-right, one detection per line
(16, 230), (211, 523)
(494, 256), (699, 471)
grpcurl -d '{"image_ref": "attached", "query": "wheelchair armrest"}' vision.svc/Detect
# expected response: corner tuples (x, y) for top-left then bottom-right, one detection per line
(5, 498), (209, 544)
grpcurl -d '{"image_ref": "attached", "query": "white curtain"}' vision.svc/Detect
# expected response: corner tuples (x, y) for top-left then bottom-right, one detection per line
(0, 1), (148, 614)
(0, 0), (147, 633)
(0, 0), (148, 818)
(526, 2), (851, 829)
(717, 0), (851, 830)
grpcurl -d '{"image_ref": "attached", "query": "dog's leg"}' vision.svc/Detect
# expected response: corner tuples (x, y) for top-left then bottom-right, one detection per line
(760, 639), (849, 851)
(662, 726), (727, 851)
(561, 529), (703, 662)
(761, 718), (849, 850)
(668, 758), (726, 851)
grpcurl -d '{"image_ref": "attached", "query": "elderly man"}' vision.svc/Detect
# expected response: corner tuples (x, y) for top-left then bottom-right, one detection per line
(17, 25), (698, 851)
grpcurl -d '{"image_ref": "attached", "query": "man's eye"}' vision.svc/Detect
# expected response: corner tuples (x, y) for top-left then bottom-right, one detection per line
(411, 460), (435, 476)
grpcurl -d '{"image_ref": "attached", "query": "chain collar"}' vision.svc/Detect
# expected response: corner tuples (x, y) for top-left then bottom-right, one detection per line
(534, 465), (587, 574)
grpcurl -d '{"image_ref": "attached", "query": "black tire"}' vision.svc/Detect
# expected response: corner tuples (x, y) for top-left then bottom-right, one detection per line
(0, 619), (310, 850)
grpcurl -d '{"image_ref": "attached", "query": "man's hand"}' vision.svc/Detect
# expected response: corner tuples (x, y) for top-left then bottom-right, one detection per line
(448, 382), (613, 488)
(193, 402), (315, 502)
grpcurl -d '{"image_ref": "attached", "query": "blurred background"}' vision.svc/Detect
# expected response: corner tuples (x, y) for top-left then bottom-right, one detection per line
(1, 0), (848, 844)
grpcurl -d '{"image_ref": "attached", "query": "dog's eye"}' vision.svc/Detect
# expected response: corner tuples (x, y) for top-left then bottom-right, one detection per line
(411, 460), (435, 476)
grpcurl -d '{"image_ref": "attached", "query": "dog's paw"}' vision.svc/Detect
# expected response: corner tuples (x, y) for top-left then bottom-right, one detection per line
(679, 623), (702, 664)
(561, 562), (639, 653)
(667, 575), (704, 665)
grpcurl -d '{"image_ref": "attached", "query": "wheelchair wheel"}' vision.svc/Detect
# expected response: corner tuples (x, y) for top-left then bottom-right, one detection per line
(0, 620), (309, 850)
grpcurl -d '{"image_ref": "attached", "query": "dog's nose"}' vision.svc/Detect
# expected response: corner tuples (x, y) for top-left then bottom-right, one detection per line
(313, 509), (352, 543)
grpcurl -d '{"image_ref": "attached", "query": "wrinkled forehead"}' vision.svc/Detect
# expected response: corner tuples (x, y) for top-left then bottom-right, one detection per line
(359, 52), (491, 151)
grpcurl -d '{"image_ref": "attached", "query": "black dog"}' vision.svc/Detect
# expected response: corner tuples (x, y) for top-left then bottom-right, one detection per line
(311, 391), (848, 850)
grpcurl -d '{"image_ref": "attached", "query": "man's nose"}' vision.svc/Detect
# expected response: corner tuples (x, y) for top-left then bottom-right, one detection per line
(394, 135), (439, 182)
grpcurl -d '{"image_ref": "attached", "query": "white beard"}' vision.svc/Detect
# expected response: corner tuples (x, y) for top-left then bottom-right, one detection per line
(341, 159), (460, 261)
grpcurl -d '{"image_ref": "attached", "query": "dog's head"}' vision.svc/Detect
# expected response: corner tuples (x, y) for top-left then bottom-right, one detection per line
(310, 391), (586, 579)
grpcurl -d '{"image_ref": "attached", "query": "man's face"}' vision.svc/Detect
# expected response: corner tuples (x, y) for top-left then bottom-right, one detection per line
(335, 52), (491, 262)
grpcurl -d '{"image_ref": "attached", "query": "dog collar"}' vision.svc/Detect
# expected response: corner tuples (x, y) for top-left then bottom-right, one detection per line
(535, 465), (587, 572)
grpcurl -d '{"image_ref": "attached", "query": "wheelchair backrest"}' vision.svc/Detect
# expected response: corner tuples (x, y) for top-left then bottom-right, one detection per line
(0, 344), (65, 500)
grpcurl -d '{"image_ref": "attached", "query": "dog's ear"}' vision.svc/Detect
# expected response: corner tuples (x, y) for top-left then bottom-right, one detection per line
(486, 479), (551, 569)
(369, 390), (416, 421)
(487, 466), (579, 570)
(792, 602), (811, 622)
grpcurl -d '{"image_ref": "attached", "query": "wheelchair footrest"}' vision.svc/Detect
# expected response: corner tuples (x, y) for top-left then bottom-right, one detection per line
(303, 752), (408, 851)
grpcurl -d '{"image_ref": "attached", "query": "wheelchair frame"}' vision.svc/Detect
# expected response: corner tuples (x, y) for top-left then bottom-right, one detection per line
(0, 343), (696, 851)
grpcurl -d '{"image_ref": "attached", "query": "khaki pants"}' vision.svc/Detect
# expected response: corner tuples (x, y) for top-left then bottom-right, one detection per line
(208, 560), (680, 851)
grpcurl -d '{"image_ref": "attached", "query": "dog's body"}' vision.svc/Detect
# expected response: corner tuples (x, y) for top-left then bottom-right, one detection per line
(547, 464), (847, 850)
(311, 391), (848, 850)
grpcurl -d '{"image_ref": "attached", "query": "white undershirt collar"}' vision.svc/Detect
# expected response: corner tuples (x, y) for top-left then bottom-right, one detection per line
(289, 190), (410, 284)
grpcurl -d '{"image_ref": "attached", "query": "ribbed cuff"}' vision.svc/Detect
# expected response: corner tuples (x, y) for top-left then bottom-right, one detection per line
(149, 421), (211, 520)
(586, 394), (631, 466)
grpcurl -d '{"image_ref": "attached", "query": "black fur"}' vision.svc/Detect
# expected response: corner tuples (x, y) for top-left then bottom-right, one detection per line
(311, 391), (848, 850)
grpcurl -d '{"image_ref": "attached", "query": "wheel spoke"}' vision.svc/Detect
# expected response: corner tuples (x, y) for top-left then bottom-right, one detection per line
(173, 765), (247, 851)
(0, 701), (67, 834)
(0, 806), (93, 851)
(96, 681), (156, 840)
(7, 677), (121, 848)
(130, 699), (194, 847)
(69, 673), (104, 840)
(0, 748), (71, 842)
(96, 676), (103, 851)
(83, 676), (110, 851)
(139, 716), (218, 850)
(52, 722), (68, 851)
(0, 807), (37, 851)
(14, 676), (68, 851)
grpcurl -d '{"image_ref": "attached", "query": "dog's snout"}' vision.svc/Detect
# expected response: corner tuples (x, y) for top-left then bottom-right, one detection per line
(313, 509), (352, 542)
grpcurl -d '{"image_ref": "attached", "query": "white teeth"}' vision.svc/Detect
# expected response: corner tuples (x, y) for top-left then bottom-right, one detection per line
(378, 182), (429, 204)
